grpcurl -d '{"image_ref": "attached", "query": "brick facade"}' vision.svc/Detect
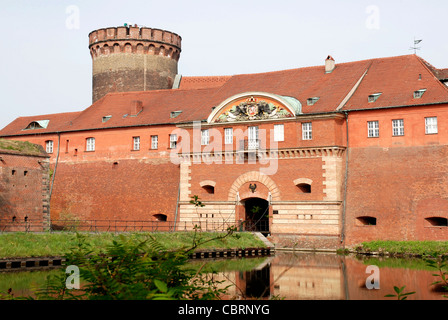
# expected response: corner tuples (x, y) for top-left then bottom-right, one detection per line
(1, 25), (448, 248)
(343, 106), (448, 245)
(0, 142), (50, 231)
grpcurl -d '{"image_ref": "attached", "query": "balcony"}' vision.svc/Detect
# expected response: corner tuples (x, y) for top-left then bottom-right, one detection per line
(238, 139), (261, 151)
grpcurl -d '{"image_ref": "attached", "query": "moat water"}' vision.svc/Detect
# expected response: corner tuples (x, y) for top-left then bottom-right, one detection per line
(0, 251), (446, 300)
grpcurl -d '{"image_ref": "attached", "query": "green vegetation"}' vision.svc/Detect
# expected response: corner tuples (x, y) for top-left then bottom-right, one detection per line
(2, 233), (231, 300)
(357, 240), (448, 256)
(0, 227), (270, 300)
(0, 139), (44, 155)
(0, 231), (266, 259)
(384, 286), (416, 300)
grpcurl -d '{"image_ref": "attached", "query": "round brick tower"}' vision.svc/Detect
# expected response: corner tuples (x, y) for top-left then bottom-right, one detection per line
(88, 25), (182, 103)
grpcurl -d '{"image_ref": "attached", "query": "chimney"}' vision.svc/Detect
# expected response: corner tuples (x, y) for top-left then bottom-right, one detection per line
(130, 100), (143, 116)
(325, 55), (335, 73)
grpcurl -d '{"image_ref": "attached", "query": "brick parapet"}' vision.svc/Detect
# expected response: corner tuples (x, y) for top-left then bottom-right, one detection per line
(89, 26), (181, 61)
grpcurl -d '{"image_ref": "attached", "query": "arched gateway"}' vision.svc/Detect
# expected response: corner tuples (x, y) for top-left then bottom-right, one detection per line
(229, 171), (281, 236)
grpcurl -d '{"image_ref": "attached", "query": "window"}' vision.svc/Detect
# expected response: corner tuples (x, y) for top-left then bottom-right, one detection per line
(24, 120), (49, 130)
(248, 126), (259, 150)
(133, 136), (140, 150)
(297, 183), (311, 193)
(368, 93), (382, 103)
(151, 135), (158, 149)
(367, 121), (379, 138)
(86, 137), (95, 151)
(200, 180), (216, 194)
(414, 89), (426, 99)
(302, 122), (312, 140)
(274, 124), (284, 142)
(201, 129), (209, 145)
(224, 128), (233, 145)
(425, 217), (448, 227)
(356, 216), (377, 226)
(45, 140), (54, 153)
(392, 119), (404, 136)
(169, 134), (177, 149)
(202, 185), (214, 194)
(102, 115), (112, 123)
(153, 214), (167, 222)
(425, 117), (438, 134)
(170, 111), (182, 118)
(307, 97), (319, 106)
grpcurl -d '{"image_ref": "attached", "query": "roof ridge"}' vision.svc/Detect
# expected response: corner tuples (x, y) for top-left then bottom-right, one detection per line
(414, 55), (448, 93)
(338, 61), (374, 110)
(102, 86), (222, 96)
(181, 54), (418, 79)
(15, 110), (82, 120)
(182, 75), (233, 79)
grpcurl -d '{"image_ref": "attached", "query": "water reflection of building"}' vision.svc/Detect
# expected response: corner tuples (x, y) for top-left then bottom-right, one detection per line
(270, 253), (344, 300)
(215, 253), (448, 300)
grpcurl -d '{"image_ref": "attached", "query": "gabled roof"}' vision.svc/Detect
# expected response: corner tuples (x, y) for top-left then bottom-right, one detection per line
(342, 55), (448, 111)
(1, 54), (448, 137)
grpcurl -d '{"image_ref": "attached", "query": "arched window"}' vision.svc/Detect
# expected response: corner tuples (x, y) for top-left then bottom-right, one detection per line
(200, 180), (216, 194)
(153, 214), (167, 222)
(297, 183), (311, 193)
(293, 178), (312, 194)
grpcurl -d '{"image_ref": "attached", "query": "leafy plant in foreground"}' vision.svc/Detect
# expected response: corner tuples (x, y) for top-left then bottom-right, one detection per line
(27, 231), (234, 300)
(424, 253), (448, 298)
(384, 286), (416, 300)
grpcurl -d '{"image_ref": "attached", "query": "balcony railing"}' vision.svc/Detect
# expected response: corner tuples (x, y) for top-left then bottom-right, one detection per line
(238, 139), (261, 151)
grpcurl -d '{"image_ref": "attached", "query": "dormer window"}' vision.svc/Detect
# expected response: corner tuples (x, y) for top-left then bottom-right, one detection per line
(24, 120), (49, 130)
(368, 93), (382, 103)
(102, 115), (112, 123)
(170, 111), (182, 118)
(414, 89), (426, 99)
(307, 97), (320, 106)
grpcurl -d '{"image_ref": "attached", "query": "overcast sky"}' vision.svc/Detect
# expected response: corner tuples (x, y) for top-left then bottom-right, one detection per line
(1, 0), (447, 130)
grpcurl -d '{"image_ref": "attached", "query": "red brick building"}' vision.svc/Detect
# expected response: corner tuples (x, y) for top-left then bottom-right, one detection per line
(1, 25), (448, 248)
(0, 140), (50, 231)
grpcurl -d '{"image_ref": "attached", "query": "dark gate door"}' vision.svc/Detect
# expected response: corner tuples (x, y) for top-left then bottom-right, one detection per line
(244, 197), (269, 235)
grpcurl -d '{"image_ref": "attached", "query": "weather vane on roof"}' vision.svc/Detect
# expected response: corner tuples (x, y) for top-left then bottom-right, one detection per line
(410, 37), (422, 54)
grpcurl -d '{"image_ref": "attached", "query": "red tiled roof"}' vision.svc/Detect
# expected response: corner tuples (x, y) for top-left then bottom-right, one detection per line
(418, 57), (448, 80)
(178, 75), (232, 90)
(1, 54), (448, 137)
(342, 55), (448, 111)
(0, 111), (81, 137)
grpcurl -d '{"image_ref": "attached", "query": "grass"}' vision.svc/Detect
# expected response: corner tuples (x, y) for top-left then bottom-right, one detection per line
(0, 231), (267, 259)
(358, 240), (448, 256)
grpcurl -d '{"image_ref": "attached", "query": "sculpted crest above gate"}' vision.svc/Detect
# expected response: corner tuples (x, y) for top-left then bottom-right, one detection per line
(207, 92), (301, 124)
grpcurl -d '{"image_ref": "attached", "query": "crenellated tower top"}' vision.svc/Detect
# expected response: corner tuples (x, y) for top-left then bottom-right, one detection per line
(88, 25), (182, 103)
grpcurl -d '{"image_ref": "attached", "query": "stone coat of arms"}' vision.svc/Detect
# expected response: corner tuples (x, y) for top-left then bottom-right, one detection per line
(216, 96), (291, 122)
